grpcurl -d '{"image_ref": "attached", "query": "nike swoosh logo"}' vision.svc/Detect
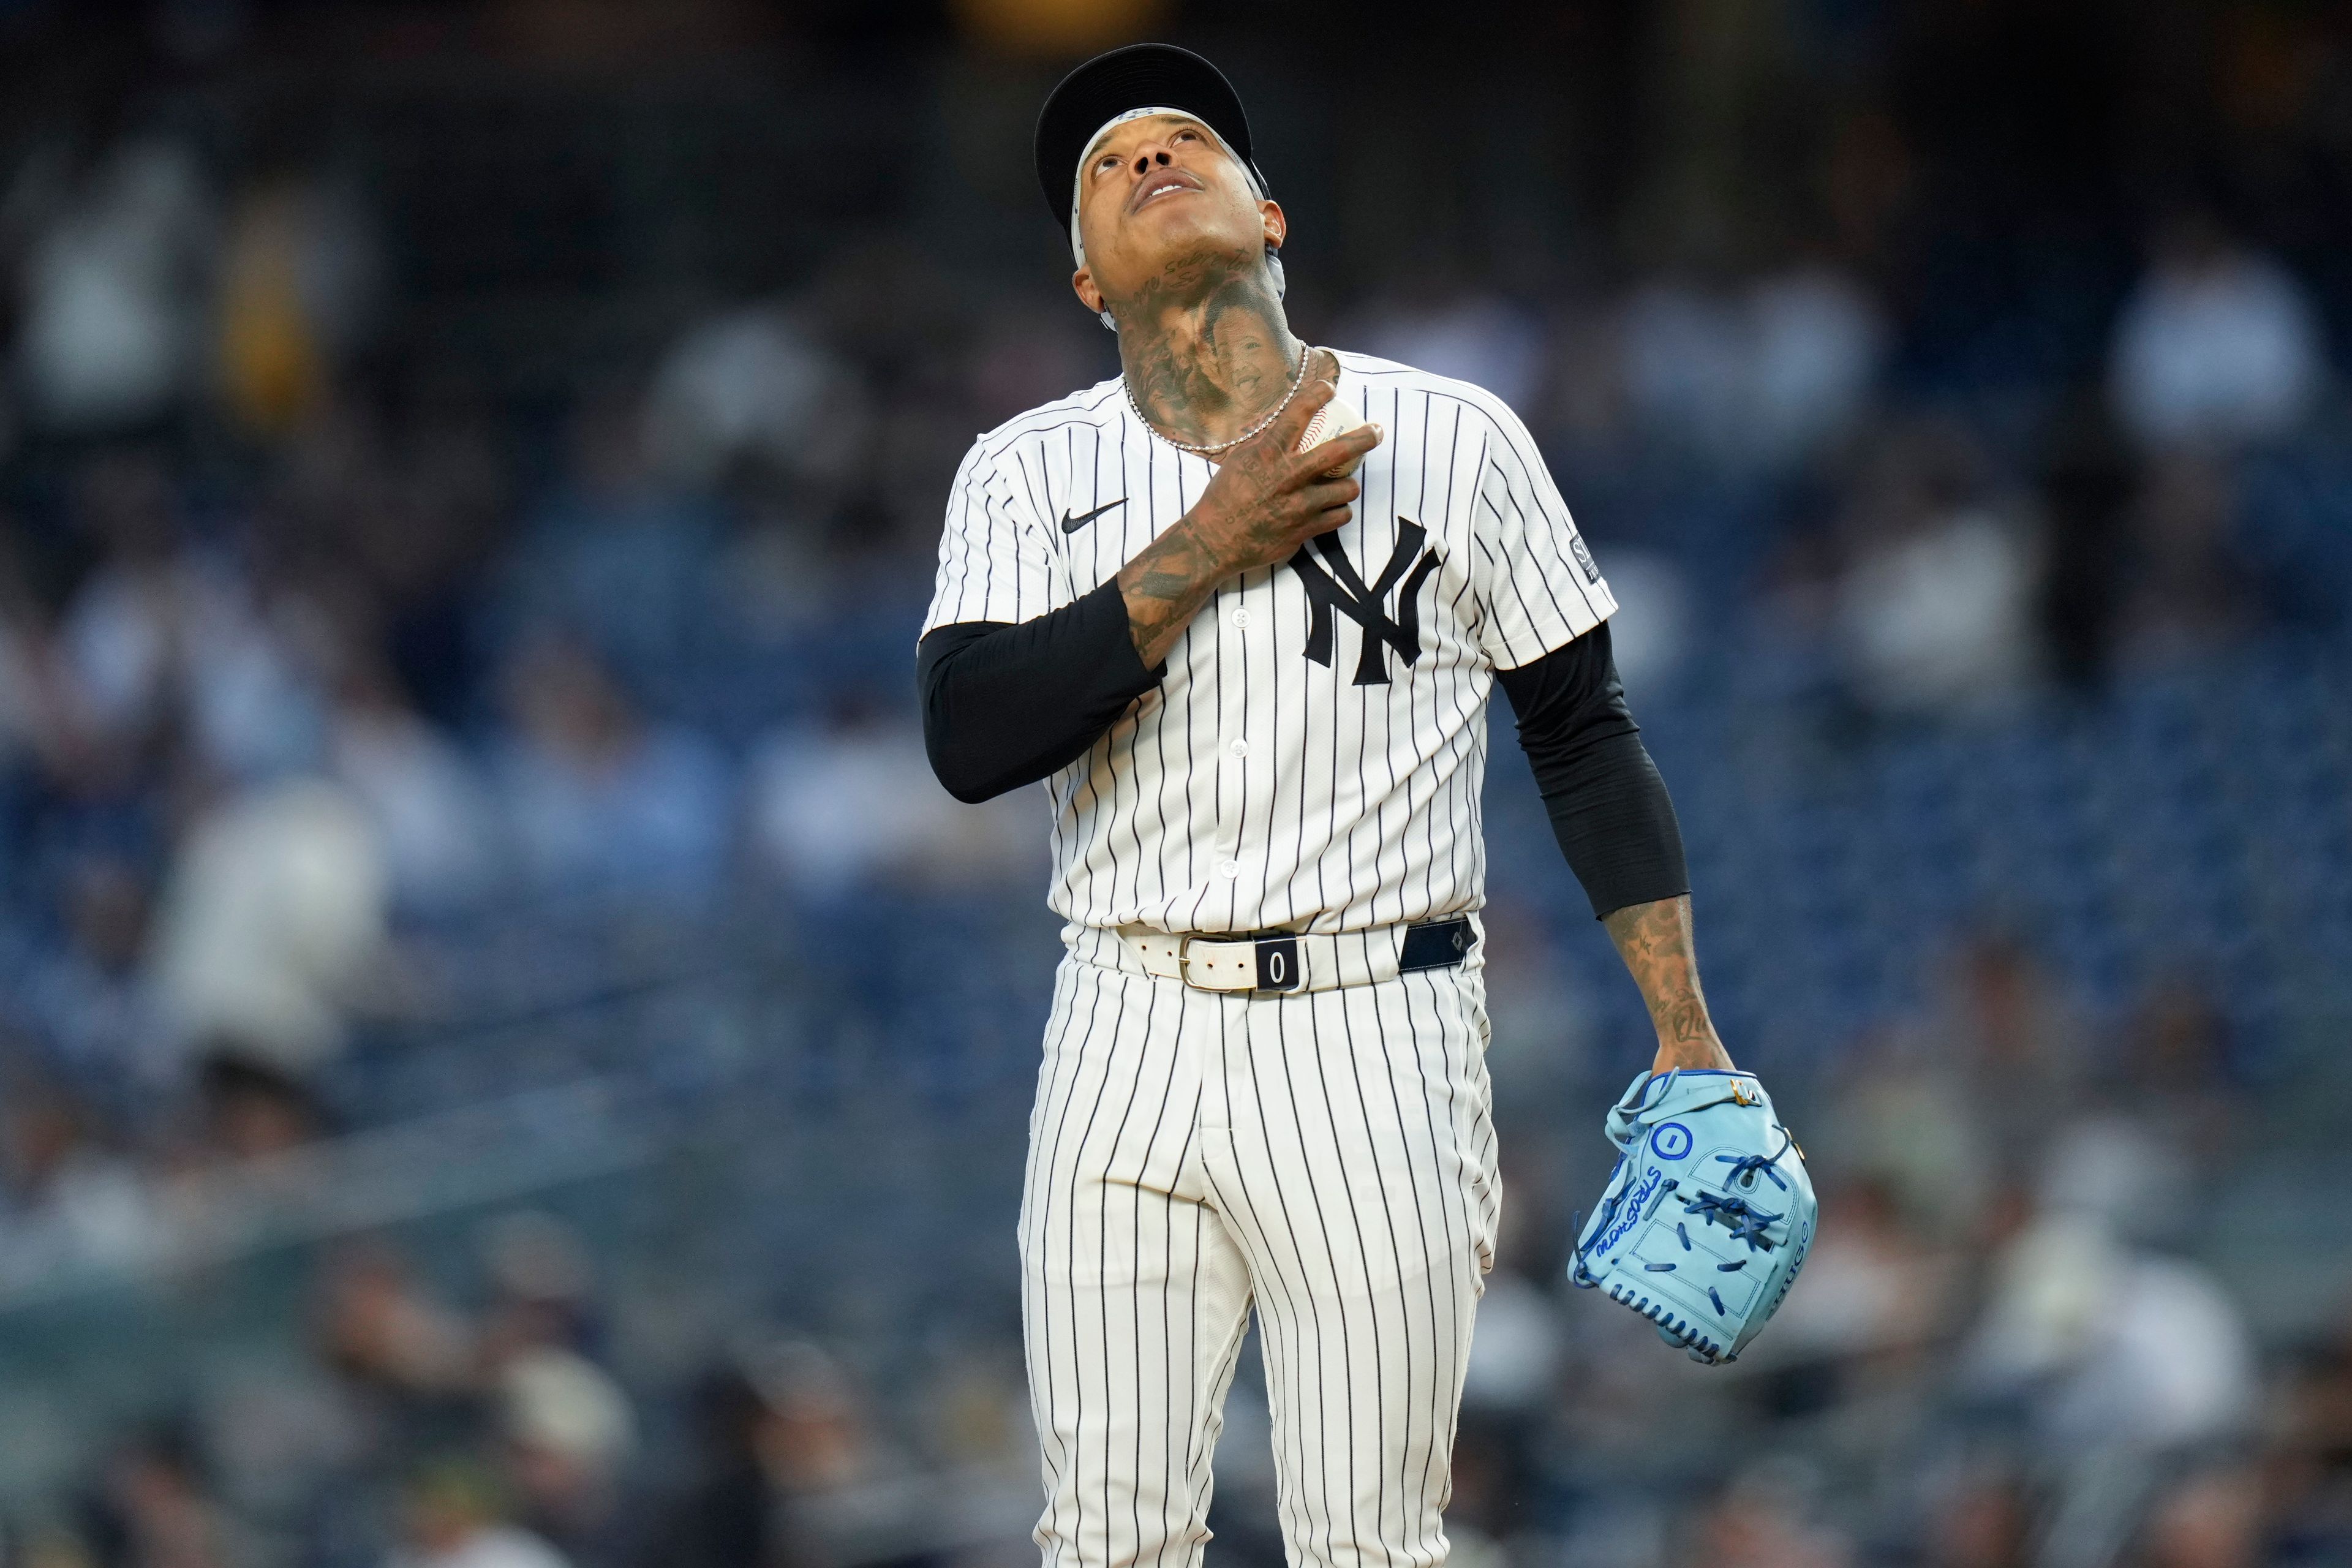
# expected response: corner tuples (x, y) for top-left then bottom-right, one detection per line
(1060, 497), (1128, 533)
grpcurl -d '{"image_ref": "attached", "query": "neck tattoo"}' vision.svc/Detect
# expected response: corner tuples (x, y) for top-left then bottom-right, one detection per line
(1123, 339), (1311, 458)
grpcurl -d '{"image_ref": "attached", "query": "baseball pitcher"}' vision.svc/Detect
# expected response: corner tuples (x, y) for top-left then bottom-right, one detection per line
(917, 43), (1812, 1567)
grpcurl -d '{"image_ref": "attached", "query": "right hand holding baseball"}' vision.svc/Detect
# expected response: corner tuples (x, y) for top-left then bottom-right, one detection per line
(1188, 350), (1384, 578)
(1117, 349), (1385, 670)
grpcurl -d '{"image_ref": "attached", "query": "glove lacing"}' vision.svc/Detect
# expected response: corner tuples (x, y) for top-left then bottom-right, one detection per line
(1683, 1126), (1797, 1254)
(1569, 1124), (1798, 1288)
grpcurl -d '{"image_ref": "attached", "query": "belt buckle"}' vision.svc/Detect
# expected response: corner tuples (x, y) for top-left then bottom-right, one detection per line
(1172, 933), (1302, 993)
(1175, 935), (1233, 989)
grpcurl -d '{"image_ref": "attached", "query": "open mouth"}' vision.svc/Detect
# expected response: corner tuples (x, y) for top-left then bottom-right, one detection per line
(1129, 170), (1204, 213)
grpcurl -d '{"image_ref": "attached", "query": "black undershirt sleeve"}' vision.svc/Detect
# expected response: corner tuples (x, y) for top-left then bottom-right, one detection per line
(919, 587), (1688, 918)
(917, 578), (1165, 804)
(1493, 620), (1692, 920)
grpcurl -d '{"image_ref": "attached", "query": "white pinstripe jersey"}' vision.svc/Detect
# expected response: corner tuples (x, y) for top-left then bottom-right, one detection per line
(922, 349), (1616, 937)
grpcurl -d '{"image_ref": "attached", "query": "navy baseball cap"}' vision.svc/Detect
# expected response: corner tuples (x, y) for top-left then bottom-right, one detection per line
(1033, 43), (1270, 228)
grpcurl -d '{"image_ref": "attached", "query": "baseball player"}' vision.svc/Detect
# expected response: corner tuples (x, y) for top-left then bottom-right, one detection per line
(918, 43), (1798, 1566)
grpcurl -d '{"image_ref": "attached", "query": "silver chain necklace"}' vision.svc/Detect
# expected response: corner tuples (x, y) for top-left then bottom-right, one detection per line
(1123, 340), (1311, 458)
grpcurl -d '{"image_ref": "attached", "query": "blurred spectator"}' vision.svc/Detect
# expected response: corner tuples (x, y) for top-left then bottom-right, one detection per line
(12, 138), (215, 434)
(732, 1339), (936, 1566)
(0, 1066), (154, 1288)
(1348, 280), (1544, 411)
(497, 1348), (635, 1568)
(2111, 453), (2259, 669)
(80, 1425), (250, 1568)
(1535, 295), (1633, 459)
(1833, 421), (2040, 718)
(1619, 261), (1886, 472)
(190, 1348), (370, 1528)
(1743, 263), (1888, 469)
(1921, 1460), (2032, 1568)
(271, 400), (511, 729)
(390, 1460), (571, 1568)
(1597, 548), (1697, 693)
(1476, 895), (1597, 1104)
(0, 518), (100, 788)
(1833, 927), (2089, 1239)
(20, 843), (166, 1096)
(330, 653), (502, 914)
(645, 304), (862, 492)
(2037, 1113), (2195, 1248)
(13, 1522), (103, 1568)
(505, 395), (721, 685)
(493, 633), (732, 902)
(212, 171), (380, 438)
(2117, 977), (2243, 1174)
(2134, 1466), (2264, 1568)
(2269, 1305), (2352, 1566)
(194, 1049), (321, 1161)
(1619, 277), (1751, 464)
(965, 303), (1102, 430)
(2109, 210), (2325, 451)
(477, 1210), (601, 1365)
(740, 1341), (890, 1500)
(1687, 1462), (1853, 1568)
(315, 1241), (477, 1404)
(712, 502), (839, 646)
(1453, 1265), (1566, 1539)
(1758, 1175), (1948, 1370)
(1962, 1204), (2256, 1458)
(913, 1345), (1029, 1477)
(149, 777), (389, 1076)
(1460, 1267), (1567, 1417)
(748, 692), (1035, 895)
(59, 450), (326, 780)
(634, 1363), (790, 1568)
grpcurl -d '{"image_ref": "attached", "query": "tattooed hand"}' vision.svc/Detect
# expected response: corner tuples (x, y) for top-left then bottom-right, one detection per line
(1117, 349), (1385, 669)
(1601, 894), (1736, 1076)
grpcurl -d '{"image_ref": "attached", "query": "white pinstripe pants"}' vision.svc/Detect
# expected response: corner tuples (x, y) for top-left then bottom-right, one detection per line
(1020, 944), (1500, 1567)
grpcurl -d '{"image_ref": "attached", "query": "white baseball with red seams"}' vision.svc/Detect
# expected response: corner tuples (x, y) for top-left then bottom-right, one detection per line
(1296, 393), (1367, 475)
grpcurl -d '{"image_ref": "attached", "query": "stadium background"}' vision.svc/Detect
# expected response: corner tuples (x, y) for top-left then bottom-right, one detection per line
(0, 0), (2349, 1564)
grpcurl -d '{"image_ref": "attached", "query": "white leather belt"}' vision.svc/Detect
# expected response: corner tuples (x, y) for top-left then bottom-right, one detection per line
(1106, 917), (1476, 995)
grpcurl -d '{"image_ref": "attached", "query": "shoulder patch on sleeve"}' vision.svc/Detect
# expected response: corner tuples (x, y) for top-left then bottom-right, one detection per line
(1569, 532), (1602, 585)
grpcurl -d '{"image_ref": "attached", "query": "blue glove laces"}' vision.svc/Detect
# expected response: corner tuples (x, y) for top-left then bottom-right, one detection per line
(1682, 1127), (1796, 1253)
(1569, 1125), (1796, 1286)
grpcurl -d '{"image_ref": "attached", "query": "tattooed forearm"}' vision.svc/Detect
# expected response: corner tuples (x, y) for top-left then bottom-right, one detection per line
(1118, 524), (1232, 669)
(1602, 895), (1735, 1075)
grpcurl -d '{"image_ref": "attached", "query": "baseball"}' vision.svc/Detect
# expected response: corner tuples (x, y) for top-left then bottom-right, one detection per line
(1297, 396), (1369, 477)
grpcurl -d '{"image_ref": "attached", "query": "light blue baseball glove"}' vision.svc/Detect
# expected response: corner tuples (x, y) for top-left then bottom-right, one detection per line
(1567, 1068), (1815, 1364)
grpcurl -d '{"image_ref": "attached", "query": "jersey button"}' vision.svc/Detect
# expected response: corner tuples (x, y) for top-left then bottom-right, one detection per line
(1228, 740), (1249, 759)
(1216, 859), (1240, 879)
(1231, 607), (1251, 628)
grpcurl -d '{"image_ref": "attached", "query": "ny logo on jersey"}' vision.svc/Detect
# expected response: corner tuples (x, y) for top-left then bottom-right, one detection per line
(1287, 520), (1442, 686)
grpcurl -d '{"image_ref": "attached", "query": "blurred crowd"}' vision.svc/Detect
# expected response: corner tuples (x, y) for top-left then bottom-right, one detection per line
(1447, 921), (2347, 1568)
(0, 1), (2349, 1566)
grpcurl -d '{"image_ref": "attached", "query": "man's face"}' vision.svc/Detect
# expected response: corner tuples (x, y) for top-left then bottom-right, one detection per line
(1072, 113), (1284, 314)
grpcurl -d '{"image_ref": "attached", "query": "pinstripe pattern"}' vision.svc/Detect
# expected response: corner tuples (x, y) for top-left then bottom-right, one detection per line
(956, 352), (1581, 1564)
(1021, 951), (1499, 1567)
(922, 351), (1616, 938)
